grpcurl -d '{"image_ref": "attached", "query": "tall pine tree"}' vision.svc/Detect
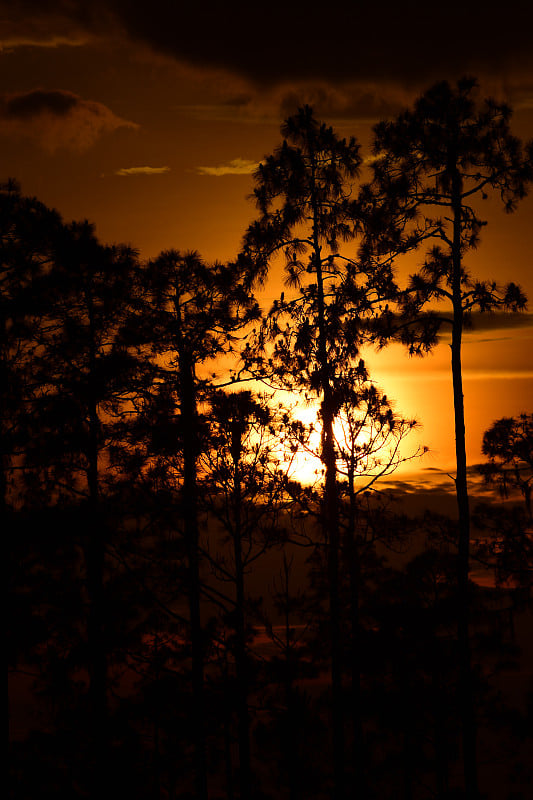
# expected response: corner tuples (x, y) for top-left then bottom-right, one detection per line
(369, 77), (532, 798)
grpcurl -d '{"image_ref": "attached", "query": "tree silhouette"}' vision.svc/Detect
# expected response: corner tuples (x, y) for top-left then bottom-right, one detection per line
(259, 552), (324, 800)
(279, 382), (424, 794)
(333, 385), (422, 792)
(37, 222), (143, 793)
(4, 185), (149, 798)
(241, 105), (403, 798)
(479, 413), (533, 520)
(199, 389), (291, 800)
(474, 413), (533, 593)
(131, 250), (261, 800)
(242, 106), (358, 798)
(1, 179), (62, 514)
(369, 76), (532, 799)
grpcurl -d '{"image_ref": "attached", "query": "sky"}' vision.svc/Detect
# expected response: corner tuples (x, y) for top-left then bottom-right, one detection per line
(1, 0), (532, 492)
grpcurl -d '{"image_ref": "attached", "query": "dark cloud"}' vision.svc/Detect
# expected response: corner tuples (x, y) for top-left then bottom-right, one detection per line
(0, 88), (138, 151)
(466, 311), (533, 333)
(277, 84), (408, 122)
(382, 465), (500, 514)
(374, 311), (533, 350)
(3, 1), (533, 98)
(456, 312), (533, 348)
(409, 310), (533, 337)
(107, 1), (533, 90)
(2, 88), (79, 118)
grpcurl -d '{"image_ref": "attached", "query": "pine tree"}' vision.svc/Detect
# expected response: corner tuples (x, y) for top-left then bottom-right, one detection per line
(131, 250), (261, 800)
(242, 105), (398, 798)
(200, 389), (291, 800)
(4, 184), (149, 799)
(1, 179), (62, 514)
(369, 77), (532, 798)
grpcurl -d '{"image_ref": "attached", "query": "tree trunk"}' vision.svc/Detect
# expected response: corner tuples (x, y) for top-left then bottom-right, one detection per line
(432, 656), (450, 800)
(307, 147), (345, 797)
(282, 566), (300, 800)
(222, 647), (236, 800)
(323, 407), (344, 798)
(231, 441), (252, 800)
(86, 299), (108, 800)
(451, 169), (478, 800)
(180, 356), (209, 800)
(315, 263), (345, 798)
(347, 468), (365, 798)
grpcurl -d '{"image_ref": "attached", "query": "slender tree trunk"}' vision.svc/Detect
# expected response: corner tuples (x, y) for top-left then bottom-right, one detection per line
(284, 685), (300, 800)
(450, 170), (478, 800)
(231, 441), (252, 800)
(221, 647), (236, 800)
(85, 299), (108, 800)
(323, 407), (344, 798)
(179, 355), (209, 800)
(281, 564), (300, 800)
(152, 632), (162, 800)
(347, 468), (365, 798)
(1, 312), (10, 520)
(402, 715), (415, 800)
(314, 246), (345, 798)
(432, 655), (450, 800)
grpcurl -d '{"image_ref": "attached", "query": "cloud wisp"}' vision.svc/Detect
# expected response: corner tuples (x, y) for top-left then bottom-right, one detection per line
(381, 367), (533, 382)
(0, 6), (93, 53)
(466, 312), (533, 333)
(114, 166), (171, 176)
(0, 89), (138, 151)
(196, 158), (257, 177)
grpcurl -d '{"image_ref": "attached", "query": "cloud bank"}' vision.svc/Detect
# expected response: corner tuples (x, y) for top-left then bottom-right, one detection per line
(2, 1), (532, 105)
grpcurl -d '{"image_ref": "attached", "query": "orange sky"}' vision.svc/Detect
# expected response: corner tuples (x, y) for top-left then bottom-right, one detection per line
(1, 0), (532, 489)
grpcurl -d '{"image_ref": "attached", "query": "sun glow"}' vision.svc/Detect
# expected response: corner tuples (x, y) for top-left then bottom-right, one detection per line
(282, 403), (324, 487)
(277, 398), (422, 489)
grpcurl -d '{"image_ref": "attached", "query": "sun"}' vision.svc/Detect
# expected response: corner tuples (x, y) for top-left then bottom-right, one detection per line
(276, 396), (425, 488)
